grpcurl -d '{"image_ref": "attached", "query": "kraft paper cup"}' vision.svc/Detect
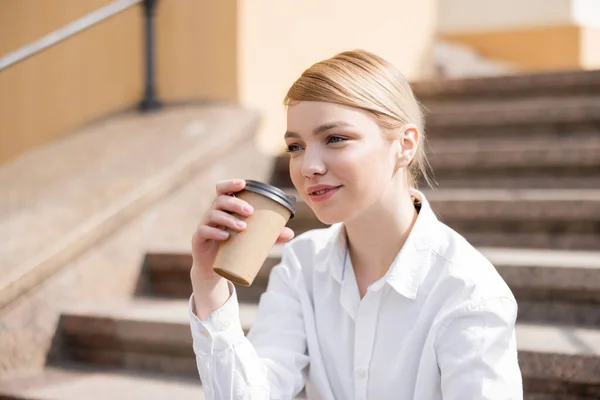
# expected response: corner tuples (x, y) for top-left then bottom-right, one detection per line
(213, 180), (296, 286)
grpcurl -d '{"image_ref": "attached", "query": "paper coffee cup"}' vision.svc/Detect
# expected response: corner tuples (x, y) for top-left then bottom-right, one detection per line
(213, 180), (296, 286)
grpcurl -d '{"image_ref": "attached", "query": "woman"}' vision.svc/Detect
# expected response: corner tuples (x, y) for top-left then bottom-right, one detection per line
(189, 50), (523, 399)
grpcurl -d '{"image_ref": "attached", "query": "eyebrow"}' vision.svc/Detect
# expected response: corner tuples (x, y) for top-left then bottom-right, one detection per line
(284, 121), (354, 139)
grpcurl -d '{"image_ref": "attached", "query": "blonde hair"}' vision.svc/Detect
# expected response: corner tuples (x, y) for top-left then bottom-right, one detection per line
(284, 49), (432, 188)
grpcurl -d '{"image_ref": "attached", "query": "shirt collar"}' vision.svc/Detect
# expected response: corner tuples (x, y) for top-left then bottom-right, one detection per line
(319, 189), (441, 300)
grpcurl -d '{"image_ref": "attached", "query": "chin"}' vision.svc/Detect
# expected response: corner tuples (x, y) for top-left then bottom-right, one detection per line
(310, 207), (348, 226)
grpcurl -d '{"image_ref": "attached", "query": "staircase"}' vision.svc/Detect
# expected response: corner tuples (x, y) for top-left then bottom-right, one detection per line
(1, 70), (600, 399)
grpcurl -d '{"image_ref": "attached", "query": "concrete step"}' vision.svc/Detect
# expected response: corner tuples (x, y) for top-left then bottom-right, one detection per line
(525, 395), (599, 400)
(481, 248), (600, 328)
(53, 298), (255, 377)
(280, 189), (600, 250)
(411, 69), (600, 102)
(270, 136), (600, 190)
(0, 366), (205, 399)
(0, 365), (308, 400)
(144, 246), (600, 327)
(428, 189), (600, 250)
(142, 250), (281, 304)
(274, 173), (600, 192)
(48, 299), (600, 398)
(0, 365), (593, 400)
(427, 140), (600, 189)
(424, 95), (600, 138)
(517, 324), (600, 398)
(0, 105), (259, 312)
(430, 176), (600, 190)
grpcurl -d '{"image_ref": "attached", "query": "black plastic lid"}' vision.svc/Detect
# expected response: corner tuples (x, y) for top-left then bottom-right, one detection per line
(242, 180), (296, 218)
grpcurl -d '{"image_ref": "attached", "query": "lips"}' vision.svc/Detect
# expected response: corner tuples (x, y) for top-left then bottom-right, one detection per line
(307, 185), (342, 195)
(307, 185), (342, 203)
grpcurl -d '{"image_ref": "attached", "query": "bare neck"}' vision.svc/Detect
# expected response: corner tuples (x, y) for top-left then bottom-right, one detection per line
(343, 188), (418, 296)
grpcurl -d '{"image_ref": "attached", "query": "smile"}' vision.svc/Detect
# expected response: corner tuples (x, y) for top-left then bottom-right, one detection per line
(308, 186), (342, 202)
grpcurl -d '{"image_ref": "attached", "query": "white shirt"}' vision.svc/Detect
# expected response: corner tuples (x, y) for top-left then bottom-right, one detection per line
(189, 191), (523, 399)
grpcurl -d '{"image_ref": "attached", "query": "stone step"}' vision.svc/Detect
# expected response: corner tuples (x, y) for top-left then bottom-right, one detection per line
(516, 324), (600, 398)
(142, 250), (281, 304)
(281, 189), (600, 250)
(49, 299), (600, 398)
(427, 139), (600, 189)
(270, 136), (600, 189)
(429, 176), (600, 190)
(274, 174), (600, 191)
(53, 298), (256, 377)
(0, 105), (260, 312)
(526, 395), (599, 400)
(411, 69), (600, 102)
(0, 365), (593, 400)
(480, 248), (600, 328)
(144, 246), (600, 327)
(0, 365), (310, 400)
(428, 189), (600, 250)
(424, 96), (600, 138)
(0, 366), (205, 399)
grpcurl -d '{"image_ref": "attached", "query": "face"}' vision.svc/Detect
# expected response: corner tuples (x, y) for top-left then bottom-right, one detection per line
(285, 101), (410, 224)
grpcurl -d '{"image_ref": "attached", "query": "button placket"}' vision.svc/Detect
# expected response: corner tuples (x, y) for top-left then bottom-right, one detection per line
(355, 368), (368, 380)
(353, 290), (382, 399)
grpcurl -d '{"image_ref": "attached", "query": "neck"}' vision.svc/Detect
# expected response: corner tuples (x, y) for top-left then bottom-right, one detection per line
(343, 181), (418, 284)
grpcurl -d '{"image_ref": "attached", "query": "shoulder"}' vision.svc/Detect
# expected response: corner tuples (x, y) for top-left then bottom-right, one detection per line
(429, 221), (517, 308)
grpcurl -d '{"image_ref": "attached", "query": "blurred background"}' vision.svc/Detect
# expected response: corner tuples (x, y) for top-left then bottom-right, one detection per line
(0, 0), (599, 398)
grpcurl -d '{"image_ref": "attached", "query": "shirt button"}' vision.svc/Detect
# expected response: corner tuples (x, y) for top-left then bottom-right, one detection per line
(201, 329), (209, 337)
(355, 369), (368, 380)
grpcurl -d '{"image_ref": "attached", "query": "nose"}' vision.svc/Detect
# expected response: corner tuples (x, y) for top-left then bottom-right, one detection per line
(300, 147), (326, 178)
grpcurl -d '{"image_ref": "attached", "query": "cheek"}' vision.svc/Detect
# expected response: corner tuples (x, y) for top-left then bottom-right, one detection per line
(342, 146), (393, 187)
(342, 147), (395, 209)
(289, 157), (304, 188)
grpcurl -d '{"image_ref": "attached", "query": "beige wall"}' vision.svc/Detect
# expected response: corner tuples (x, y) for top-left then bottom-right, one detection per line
(237, 0), (438, 154)
(438, 0), (600, 71)
(582, 26), (600, 69)
(438, 0), (573, 33)
(0, 0), (240, 165)
(155, 0), (238, 103)
(0, 3), (143, 165)
(442, 25), (583, 71)
(1, 0), (437, 163)
(0, 0), (112, 56)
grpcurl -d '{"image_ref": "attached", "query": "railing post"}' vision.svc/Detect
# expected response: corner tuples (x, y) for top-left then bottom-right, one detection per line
(139, 0), (161, 111)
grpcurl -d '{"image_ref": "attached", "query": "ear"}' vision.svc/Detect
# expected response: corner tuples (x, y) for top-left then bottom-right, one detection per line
(396, 123), (419, 168)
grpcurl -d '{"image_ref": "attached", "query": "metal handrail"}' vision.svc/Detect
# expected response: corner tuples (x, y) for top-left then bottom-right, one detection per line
(0, 0), (142, 71)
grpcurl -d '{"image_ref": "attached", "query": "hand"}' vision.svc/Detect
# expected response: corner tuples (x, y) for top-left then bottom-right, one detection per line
(191, 179), (295, 283)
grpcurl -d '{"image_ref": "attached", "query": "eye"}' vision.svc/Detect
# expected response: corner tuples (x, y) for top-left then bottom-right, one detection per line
(285, 143), (303, 153)
(326, 135), (347, 144)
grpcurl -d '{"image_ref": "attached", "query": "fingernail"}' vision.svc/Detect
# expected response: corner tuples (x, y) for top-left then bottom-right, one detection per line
(219, 231), (229, 238)
(243, 205), (253, 213)
(236, 220), (246, 228)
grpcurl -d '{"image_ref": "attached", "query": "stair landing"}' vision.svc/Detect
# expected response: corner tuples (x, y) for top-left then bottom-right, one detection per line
(0, 367), (205, 400)
(0, 105), (258, 311)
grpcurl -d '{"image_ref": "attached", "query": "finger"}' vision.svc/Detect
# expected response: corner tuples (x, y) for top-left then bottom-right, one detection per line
(216, 179), (246, 196)
(205, 209), (247, 231)
(275, 227), (295, 243)
(194, 225), (230, 242)
(213, 195), (254, 217)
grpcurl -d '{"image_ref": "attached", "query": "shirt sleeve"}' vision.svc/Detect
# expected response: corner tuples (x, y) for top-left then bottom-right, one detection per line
(435, 296), (524, 400)
(189, 247), (309, 399)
